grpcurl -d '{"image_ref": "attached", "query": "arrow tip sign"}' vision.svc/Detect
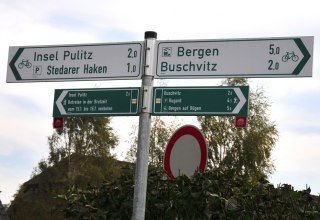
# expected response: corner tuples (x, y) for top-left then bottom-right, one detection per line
(232, 88), (247, 114)
(8, 48), (24, 82)
(56, 90), (68, 115)
(293, 38), (312, 75)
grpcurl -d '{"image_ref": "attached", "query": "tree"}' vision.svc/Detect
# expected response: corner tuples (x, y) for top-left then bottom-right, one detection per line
(198, 78), (278, 180)
(33, 117), (118, 175)
(126, 116), (180, 167)
(11, 116), (120, 220)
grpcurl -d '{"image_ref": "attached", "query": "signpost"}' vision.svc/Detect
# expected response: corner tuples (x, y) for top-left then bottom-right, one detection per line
(53, 88), (140, 117)
(153, 86), (249, 116)
(155, 36), (313, 78)
(6, 32), (314, 220)
(7, 42), (143, 82)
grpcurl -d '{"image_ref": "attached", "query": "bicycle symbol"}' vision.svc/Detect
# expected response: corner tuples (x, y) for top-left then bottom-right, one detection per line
(18, 59), (32, 69)
(282, 52), (299, 62)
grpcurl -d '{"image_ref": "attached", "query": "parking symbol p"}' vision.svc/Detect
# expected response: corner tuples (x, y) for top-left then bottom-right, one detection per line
(33, 66), (42, 75)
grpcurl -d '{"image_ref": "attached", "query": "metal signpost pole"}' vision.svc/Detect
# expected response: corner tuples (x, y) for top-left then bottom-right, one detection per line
(132, 31), (157, 220)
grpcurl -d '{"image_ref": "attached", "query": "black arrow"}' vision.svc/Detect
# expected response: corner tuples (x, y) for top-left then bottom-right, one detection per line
(9, 48), (24, 80)
(293, 38), (311, 75)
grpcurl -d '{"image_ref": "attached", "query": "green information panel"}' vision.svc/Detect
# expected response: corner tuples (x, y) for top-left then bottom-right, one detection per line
(153, 86), (249, 116)
(53, 88), (140, 117)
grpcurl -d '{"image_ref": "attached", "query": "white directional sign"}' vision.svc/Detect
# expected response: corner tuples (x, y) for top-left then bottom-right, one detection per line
(7, 42), (143, 82)
(155, 36), (313, 78)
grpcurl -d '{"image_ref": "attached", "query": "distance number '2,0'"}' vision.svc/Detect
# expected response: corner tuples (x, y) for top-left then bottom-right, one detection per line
(127, 48), (138, 73)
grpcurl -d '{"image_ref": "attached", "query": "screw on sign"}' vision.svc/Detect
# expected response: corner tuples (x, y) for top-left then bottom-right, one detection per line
(235, 116), (247, 128)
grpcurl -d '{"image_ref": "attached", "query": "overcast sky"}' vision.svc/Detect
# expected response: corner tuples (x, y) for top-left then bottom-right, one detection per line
(0, 0), (319, 204)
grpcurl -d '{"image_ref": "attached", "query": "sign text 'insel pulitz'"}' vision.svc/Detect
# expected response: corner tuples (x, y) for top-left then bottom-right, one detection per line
(7, 42), (143, 82)
(53, 88), (140, 117)
(155, 36), (313, 78)
(153, 86), (249, 116)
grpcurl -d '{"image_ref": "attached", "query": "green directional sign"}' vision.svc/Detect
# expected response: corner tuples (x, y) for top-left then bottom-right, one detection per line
(155, 36), (313, 78)
(53, 88), (140, 117)
(152, 86), (249, 116)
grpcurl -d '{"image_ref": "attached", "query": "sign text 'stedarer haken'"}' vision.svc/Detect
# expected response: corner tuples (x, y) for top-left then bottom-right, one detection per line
(155, 36), (313, 78)
(7, 42), (143, 82)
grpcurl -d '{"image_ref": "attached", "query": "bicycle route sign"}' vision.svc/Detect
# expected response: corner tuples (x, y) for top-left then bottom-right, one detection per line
(53, 88), (140, 117)
(7, 42), (143, 82)
(155, 36), (313, 78)
(152, 86), (249, 116)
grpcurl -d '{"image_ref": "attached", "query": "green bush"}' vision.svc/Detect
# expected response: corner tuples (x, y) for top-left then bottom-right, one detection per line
(56, 167), (320, 219)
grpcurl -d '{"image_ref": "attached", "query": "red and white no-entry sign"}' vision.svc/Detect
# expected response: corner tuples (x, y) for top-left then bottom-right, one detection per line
(164, 125), (208, 179)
